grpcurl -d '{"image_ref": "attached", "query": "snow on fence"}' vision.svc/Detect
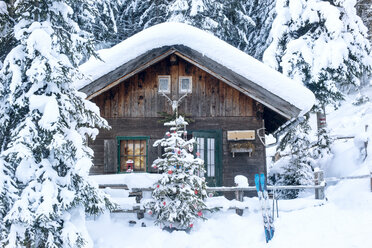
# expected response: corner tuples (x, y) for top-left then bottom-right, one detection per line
(325, 173), (372, 192)
(98, 170), (328, 217)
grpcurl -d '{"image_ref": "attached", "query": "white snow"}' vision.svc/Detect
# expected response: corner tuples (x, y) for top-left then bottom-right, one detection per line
(29, 95), (60, 130)
(90, 173), (162, 189)
(234, 175), (249, 187)
(86, 177), (372, 248)
(77, 22), (315, 115)
(0, 1), (7, 15)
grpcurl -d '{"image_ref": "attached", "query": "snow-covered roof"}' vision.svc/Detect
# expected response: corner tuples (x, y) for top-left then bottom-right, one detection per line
(77, 22), (315, 117)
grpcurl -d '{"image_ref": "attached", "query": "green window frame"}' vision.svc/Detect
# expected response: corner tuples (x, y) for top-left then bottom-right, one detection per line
(117, 136), (150, 173)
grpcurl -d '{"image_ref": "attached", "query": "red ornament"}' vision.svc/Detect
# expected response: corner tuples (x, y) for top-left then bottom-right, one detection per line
(157, 184), (160, 188)
(163, 201), (166, 206)
(167, 133), (171, 137)
(168, 170), (173, 175)
(148, 210), (153, 215)
(194, 190), (198, 195)
(198, 211), (202, 217)
(154, 166), (157, 169)
(178, 150), (181, 155)
(189, 223), (193, 228)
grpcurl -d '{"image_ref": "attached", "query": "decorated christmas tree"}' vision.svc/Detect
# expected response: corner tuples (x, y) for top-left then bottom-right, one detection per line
(148, 116), (207, 230)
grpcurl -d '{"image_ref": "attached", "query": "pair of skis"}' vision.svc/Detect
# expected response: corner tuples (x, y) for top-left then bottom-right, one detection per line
(255, 173), (275, 243)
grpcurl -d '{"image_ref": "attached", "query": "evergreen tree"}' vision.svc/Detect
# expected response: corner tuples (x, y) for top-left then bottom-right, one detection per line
(148, 116), (207, 230)
(263, 0), (372, 110)
(270, 116), (314, 199)
(70, 0), (121, 50)
(0, 0), (111, 246)
(111, 0), (275, 59)
(0, 1), (16, 67)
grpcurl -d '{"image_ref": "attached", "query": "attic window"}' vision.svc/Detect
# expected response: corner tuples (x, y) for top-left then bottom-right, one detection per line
(158, 75), (171, 94)
(179, 76), (192, 94)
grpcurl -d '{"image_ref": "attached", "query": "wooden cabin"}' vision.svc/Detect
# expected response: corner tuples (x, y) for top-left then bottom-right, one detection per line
(78, 23), (314, 187)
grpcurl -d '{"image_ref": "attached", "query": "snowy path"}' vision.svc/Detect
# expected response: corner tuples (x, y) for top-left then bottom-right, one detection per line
(87, 178), (372, 248)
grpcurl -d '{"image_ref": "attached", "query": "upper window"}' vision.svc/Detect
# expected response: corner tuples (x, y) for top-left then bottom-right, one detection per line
(179, 76), (192, 93)
(158, 75), (171, 94)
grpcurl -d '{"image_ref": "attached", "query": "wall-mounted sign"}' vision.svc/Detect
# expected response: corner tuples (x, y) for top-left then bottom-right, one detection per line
(229, 142), (255, 158)
(227, 130), (255, 141)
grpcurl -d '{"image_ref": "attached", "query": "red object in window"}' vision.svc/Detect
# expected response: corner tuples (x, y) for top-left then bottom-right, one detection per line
(126, 160), (134, 172)
(168, 170), (173, 175)
(198, 211), (202, 217)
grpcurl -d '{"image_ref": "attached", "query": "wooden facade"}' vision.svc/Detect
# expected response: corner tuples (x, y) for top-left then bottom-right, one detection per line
(88, 54), (269, 188)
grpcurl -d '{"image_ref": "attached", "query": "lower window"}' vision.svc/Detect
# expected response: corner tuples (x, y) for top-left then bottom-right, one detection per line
(117, 137), (149, 172)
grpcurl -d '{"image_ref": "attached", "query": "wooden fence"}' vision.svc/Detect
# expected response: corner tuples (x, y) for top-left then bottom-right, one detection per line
(98, 170), (372, 218)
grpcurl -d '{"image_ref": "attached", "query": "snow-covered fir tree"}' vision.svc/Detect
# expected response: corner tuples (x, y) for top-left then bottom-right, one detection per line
(70, 0), (120, 50)
(0, 1), (15, 67)
(264, 0), (372, 194)
(0, 0), (112, 246)
(109, 0), (275, 59)
(263, 0), (372, 110)
(270, 116), (314, 199)
(148, 116), (207, 230)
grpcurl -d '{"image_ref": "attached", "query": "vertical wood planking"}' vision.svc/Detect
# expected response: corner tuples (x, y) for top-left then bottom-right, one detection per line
(90, 56), (258, 119)
(112, 86), (119, 118)
(219, 80), (225, 117)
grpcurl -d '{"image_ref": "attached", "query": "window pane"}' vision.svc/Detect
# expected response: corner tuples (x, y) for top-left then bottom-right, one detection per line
(119, 139), (147, 172)
(181, 78), (190, 90)
(159, 78), (169, 92)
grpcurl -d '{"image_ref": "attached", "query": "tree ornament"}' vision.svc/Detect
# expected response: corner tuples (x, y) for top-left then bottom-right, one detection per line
(198, 211), (202, 217)
(194, 190), (198, 195)
(168, 170), (173, 175)
(148, 210), (153, 215)
(163, 201), (166, 206)
(157, 184), (160, 188)
(177, 150), (181, 155)
(189, 224), (193, 228)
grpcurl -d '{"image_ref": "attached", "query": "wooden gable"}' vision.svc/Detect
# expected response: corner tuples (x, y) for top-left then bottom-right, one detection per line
(92, 55), (257, 120)
(82, 45), (292, 133)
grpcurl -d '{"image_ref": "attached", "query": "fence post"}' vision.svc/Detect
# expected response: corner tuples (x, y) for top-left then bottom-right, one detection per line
(314, 170), (325, 200)
(370, 172), (372, 192)
(235, 190), (244, 216)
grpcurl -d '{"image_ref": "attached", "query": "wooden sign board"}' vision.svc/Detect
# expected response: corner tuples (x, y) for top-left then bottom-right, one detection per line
(227, 130), (255, 141)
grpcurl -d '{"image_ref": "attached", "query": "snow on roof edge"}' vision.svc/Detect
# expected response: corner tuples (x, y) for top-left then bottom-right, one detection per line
(77, 22), (315, 116)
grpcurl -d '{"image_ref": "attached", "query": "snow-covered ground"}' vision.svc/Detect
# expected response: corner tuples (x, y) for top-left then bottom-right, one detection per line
(87, 86), (372, 247)
(86, 177), (371, 248)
